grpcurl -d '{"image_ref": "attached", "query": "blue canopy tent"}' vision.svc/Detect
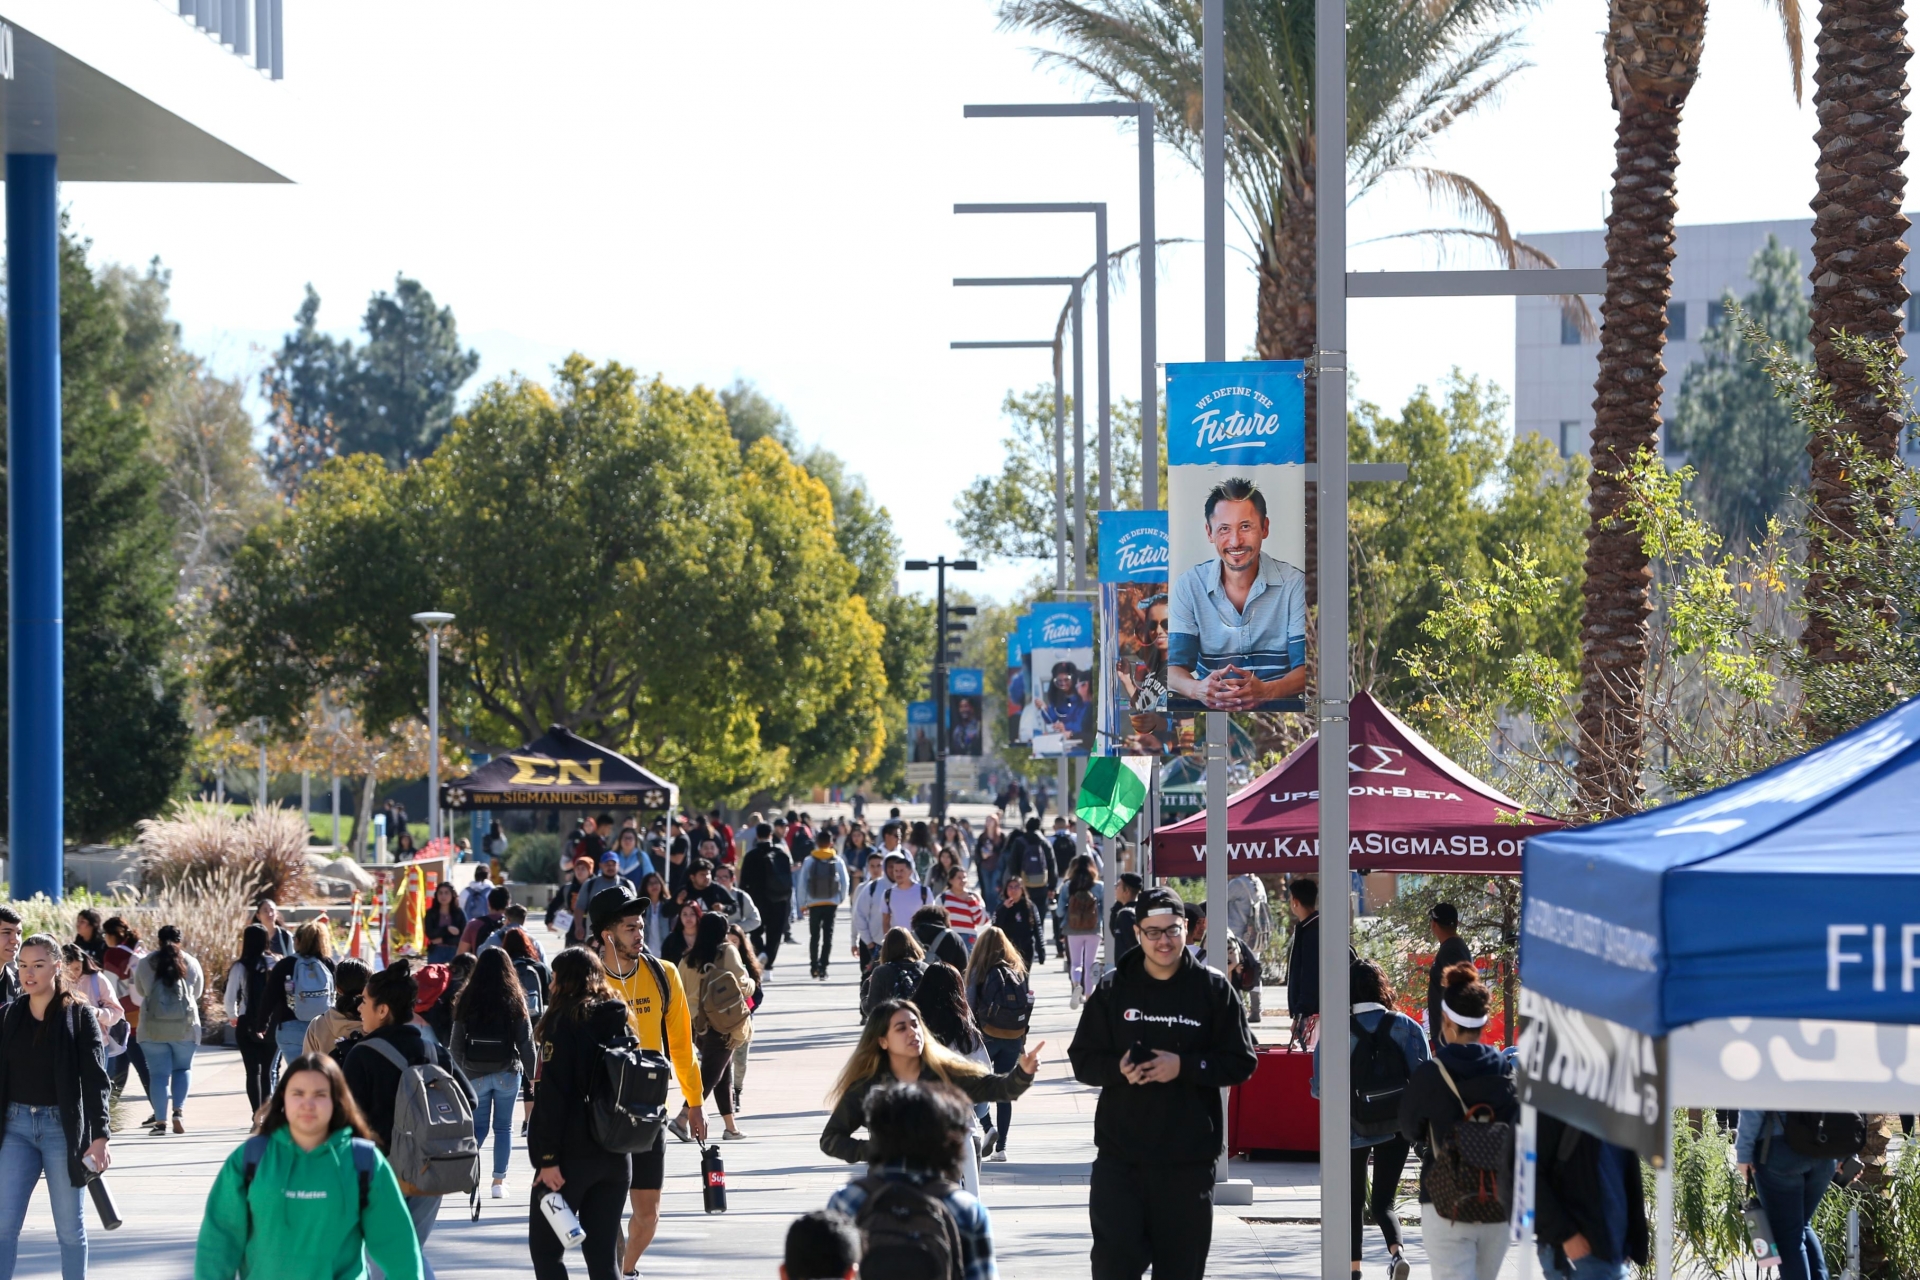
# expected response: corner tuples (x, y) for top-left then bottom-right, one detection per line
(1513, 696), (1920, 1280)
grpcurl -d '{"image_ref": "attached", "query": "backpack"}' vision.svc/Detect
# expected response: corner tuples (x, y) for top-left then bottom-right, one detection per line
(1780, 1112), (1869, 1160)
(238, 958), (276, 1038)
(1020, 836), (1048, 883)
(513, 958), (545, 1018)
(806, 856), (839, 901)
(362, 1038), (481, 1197)
(1425, 1059), (1514, 1223)
(977, 964), (1033, 1034)
(1351, 1014), (1412, 1138)
(769, 851), (796, 897)
(1067, 888), (1098, 932)
(882, 961), (924, 1005)
(852, 1176), (964, 1280)
(243, 1133), (375, 1231)
(461, 1010), (518, 1075)
(144, 964), (193, 1037)
(588, 959), (675, 1153)
(699, 962), (752, 1039)
(290, 956), (336, 1022)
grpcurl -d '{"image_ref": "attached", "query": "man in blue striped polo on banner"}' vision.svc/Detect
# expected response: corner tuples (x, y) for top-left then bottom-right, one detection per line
(1165, 476), (1306, 711)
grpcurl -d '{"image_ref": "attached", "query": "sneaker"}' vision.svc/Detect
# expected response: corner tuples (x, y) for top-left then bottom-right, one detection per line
(172, 1115), (185, 1134)
(986, 1148), (1008, 1163)
(722, 1127), (747, 1140)
(491, 1182), (506, 1200)
(1390, 1255), (1409, 1280)
(139, 1114), (157, 1129)
(666, 1114), (692, 1144)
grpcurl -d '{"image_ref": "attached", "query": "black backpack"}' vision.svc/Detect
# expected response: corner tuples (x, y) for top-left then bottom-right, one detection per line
(513, 958), (546, 1018)
(1351, 1014), (1412, 1138)
(1020, 836), (1048, 883)
(853, 1176), (963, 1280)
(588, 956), (676, 1154)
(1780, 1112), (1868, 1160)
(461, 1009), (518, 1075)
(977, 964), (1033, 1034)
(883, 961), (925, 1004)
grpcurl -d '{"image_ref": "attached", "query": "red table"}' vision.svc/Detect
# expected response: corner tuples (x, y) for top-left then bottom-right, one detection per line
(1228, 1045), (1320, 1155)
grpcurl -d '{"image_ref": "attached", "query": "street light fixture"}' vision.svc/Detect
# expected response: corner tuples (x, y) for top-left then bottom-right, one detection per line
(902, 557), (978, 820)
(410, 611), (455, 843)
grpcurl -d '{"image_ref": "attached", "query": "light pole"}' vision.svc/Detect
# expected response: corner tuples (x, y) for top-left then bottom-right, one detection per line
(410, 611), (455, 843)
(963, 102), (1158, 509)
(903, 557), (977, 821)
(949, 338), (1068, 592)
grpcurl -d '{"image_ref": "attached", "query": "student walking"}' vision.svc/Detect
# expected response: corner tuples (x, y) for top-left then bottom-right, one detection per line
(1060, 855), (1105, 1004)
(992, 877), (1046, 971)
(59, 947), (124, 1085)
(269, 923), (340, 1073)
(225, 924), (281, 1112)
(449, 948), (537, 1202)
(821, 998), (1037, 1167)
(964, 928), (1035, 1163)
(848, 851), (890, 976)
(1534, 1115), (1647, 1279)
(940, 866), (987, 951)
(96, 919), (150, 1109)
(1069, 887), (1258, 1280)
(133, 924), (205, 1136)
(674, 913), (751, 1142)
(1738, 1111), (1849, 1280)
(193, 1053), (421, 1280)
(0, 934), (112, 1280)
(783, 1209), (861, 1280)
(423, 884), (466, 965)
(1398, 963), (1517, 1280)
(738, 823), (796, 971)
(527, 948), (637, 1280)
(1424, 903), (1473, 1047)
(303, 959), (370, 1059)
(723, 923), (763, 1117)
(659, 901), (702, 965)
(797, 832), (850, 981)
(861, 930), (927, 1021)
(909, 907), (970, 973)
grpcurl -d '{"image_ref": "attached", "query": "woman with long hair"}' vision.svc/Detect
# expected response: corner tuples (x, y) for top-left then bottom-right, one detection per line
(1060, 854), (1106, 1003)
(450, 948), (536, 1201)
(528, 947), (634, 1280)
(940, 865), (987, 950)
(267, 922), (338, 1074)
(673, 914), (750, 1142)
(95, 919), (150, 1111)
(992, 875), (1046, 970)
(194, 1053), (420, 1280)
(962, 926), (1034, 1162)
(132, 924), (204, 1135)
(0, 934), (111, 1280)
(637, 872), (670, 955)
(975, 813), (1004, 902)
(70, 912), (105, 964)
(723, 923), (763, 1120)
(223, 924), (280, 1111)
(819, 998), (1039, 1165)
(423, 883), (465, 965)
(659, 900), (702, 965)
(860, 928), (926, 1020)
(393, 830), (417, 860)
(500, 929), (551, 1015)
(59, 945), (124, 1066)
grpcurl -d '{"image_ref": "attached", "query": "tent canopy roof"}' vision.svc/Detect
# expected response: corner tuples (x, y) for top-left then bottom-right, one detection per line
(442, 725), (675, 812)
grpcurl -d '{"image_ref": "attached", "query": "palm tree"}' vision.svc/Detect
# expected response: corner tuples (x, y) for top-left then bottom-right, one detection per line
(1802, 0), (1908, 669)
(1573, 0), (1802, 817)
(999, 0), (1552, 595)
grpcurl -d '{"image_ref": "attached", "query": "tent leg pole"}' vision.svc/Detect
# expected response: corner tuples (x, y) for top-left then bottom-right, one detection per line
(1656, 1118), (1674, 1280)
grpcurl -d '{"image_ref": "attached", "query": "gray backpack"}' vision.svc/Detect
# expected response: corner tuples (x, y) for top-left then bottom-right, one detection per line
(290, 956), (335, 1022)
(143, 964), (194, 1040)
(363, 1038), (481, 1196)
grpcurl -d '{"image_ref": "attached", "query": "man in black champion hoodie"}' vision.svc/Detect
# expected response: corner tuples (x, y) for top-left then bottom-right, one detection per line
(1069, 886), (1258, 1280)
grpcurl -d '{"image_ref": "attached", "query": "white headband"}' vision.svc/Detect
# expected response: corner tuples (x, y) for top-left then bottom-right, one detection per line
(1442, 999), (1488, 1029)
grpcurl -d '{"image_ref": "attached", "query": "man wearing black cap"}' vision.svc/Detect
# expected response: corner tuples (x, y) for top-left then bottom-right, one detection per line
(1069, 886), (1258, 1280)
(1425, 901), (1473, 1047)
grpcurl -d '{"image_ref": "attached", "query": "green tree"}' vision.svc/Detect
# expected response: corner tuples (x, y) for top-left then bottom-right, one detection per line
(261, 276), (479, 485)
(1667, 239), (1813, 547)
(211, 357), (887, 802)
(0, 231), (191, 839)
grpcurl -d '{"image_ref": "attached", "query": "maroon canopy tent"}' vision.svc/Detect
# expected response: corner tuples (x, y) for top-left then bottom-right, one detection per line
(1152, 691), (1562, 876)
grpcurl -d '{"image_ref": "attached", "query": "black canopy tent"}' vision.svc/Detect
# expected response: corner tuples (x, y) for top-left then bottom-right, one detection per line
(440, 724), (677, 813)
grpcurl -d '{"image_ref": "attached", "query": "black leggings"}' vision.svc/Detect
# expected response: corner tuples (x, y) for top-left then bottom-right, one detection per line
(696, 1027), (736, 1117)
(111, 1031), (151, 1099)
(808, 904), (836, 973)
(984, 1036), (1026, 1143)
(529, 1166), (628, 1280)
(1351, 1137), (1411, 1262)
(238, 1034), (279, 1111)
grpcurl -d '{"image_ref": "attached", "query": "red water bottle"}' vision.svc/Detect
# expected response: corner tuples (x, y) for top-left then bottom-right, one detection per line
(701, 1144), (727, 1213)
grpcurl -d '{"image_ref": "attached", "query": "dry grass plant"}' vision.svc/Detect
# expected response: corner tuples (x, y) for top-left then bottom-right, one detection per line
(135, 799), (313, 904)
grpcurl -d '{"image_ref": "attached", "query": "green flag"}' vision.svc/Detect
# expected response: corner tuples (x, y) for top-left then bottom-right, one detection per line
(1076, 756), (1154, 837)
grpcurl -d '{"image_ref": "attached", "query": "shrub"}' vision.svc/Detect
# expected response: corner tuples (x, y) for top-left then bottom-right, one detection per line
(507, 831), (565, 886)
(135, 799), (313, 904)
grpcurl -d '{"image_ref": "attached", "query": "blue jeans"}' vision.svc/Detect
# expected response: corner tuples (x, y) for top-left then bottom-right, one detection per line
(0, 1103), (86, 1279)
(1536, 1244), (1632, 1280)
(984, 1036), (1026, 1145)
(143, 1038), (196, 1120)
(470, 1069), (519, 1180)
(1755, 1147), (1838, 1280)
(275, 1019), (309, 1070)
(370, 1193), (439, 1280)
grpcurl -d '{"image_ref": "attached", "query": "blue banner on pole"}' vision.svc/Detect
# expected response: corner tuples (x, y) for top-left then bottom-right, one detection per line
(947, 668), (984, 756)
(1097, 510), (1170, 583)
(907, 700), (937, 764)
(1019, 603), (1094, 757)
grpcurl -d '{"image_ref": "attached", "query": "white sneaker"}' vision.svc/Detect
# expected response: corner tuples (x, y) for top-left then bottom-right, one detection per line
(986, 1148), (1008, 1163)
(491, 1181), (506, 1199)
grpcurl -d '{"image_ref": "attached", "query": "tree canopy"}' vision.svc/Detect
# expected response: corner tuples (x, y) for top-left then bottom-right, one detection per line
(211, 357), (888, 802)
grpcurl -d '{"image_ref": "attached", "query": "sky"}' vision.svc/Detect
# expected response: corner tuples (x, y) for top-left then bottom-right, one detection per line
(62, 0), (1820, 604)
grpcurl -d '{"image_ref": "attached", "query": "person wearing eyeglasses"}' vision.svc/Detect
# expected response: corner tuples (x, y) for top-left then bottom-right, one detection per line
(1068, 886), (1258, 1280)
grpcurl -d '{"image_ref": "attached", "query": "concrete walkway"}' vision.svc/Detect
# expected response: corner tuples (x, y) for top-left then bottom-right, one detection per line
(9, 911), (1522, 1278)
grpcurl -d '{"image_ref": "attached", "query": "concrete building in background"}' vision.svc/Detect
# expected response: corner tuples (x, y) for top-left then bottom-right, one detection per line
(1514, 218), (1919, 460)
(0, 1), (287, 897)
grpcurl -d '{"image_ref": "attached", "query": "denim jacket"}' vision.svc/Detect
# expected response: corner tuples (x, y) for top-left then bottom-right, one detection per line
(1311, 1004), (1432, 1147)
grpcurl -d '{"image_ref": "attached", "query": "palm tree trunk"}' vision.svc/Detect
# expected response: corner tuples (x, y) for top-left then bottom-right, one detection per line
(1258, 197), (1321, 606)
(1575, 0), (1707, 818)
(1803, 0), (1911, 666)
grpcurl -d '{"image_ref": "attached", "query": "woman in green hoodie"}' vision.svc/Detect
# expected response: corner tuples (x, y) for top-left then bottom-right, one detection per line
(194, 1053), (420, 1280)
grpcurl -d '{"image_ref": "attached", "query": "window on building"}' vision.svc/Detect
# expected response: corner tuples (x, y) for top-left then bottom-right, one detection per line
(1707, 299), (1726, 332)
(1559, 421), (1583, 457)
(1560, 311), (1584, 345)
(1668, 302), (1687, 343)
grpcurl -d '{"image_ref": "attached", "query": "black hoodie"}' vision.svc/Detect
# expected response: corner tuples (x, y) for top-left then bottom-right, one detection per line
(1068, 946), (1258, 1166)
(1397, 1041), (1518, 1203)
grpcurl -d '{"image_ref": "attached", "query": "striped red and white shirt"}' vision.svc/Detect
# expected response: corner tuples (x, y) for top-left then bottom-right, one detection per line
(942, 890), (988, 942)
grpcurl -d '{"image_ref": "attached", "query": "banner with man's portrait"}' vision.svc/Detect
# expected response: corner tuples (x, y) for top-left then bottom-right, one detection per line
(1018, 601), (1094, 757)
(947, 668), (985, 757)
(1098, 510), (1185, 756)
(1163, 360), (1309, 714)
(907, 699), (938, 764)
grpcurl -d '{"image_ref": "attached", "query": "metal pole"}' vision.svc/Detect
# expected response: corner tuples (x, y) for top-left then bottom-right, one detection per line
(1095, 207), (1111, 515)
(257, 727), (268, 809)
(427, 628), (441, 842)
(301, 770), (310, 829)
(331, 772), (341, 849)
(7, 153), (61, 902)
(1315, 0), (1355, 1257)
(1054, 347), (1068, 594)
(934, 559), (948, 823)
(1138, 104), (1158, 512)
(1072, 289), (1087, 590)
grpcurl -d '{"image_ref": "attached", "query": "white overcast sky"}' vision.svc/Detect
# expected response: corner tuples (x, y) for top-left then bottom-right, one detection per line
(63, 0), (1816, 604)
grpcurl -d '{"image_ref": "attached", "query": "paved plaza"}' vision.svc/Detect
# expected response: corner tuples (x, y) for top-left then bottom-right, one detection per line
(9, 912), (1522, 1279)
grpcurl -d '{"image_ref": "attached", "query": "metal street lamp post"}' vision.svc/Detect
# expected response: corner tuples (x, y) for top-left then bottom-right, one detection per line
(903, 558), (978, 820)
(410, 611), (455, 843)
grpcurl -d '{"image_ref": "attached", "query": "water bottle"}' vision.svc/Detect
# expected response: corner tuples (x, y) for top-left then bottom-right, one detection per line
(1744, 1179), (1781, 1271)
(538, 1191), (585, 1249)
(85, 1176), (122, 1231)
(701, 1145), (727, 1214)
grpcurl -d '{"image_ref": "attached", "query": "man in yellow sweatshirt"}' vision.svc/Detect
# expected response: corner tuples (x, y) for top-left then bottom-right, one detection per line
(588, 882), (705, 1280)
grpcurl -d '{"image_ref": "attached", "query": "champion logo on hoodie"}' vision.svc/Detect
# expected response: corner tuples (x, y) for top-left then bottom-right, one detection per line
(1121, 1008), (1202, 1027)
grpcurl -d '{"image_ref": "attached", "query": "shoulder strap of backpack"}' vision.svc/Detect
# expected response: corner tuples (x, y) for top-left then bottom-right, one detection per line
(361, 1035), (411, 1073)
(350, 1137), (377, 1212)
(1432, 1056), (1469, 1117)
(641, 952), (672, 1028)
(241, 1133), (269, 1234)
